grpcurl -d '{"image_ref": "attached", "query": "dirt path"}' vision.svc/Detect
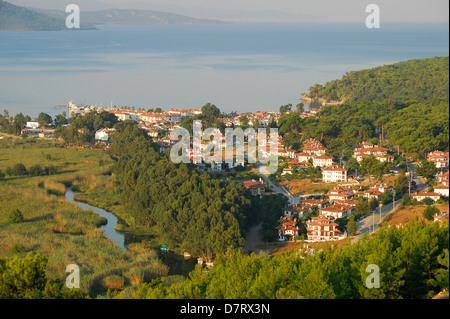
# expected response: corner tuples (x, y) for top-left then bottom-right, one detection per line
(243, 223), (270, 255)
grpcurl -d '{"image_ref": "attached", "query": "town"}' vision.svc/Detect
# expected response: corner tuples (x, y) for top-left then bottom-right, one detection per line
(1, 56), (449, 301)
(14, 100), (449, 247)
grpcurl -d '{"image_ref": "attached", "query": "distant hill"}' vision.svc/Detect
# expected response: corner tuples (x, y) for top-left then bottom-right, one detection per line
(30, 7), (229, 26)
(0, 0), (65, 30)
(0, 0), (93, 30)
(0, 0), (226, 31)
(304, 56), (449, 103)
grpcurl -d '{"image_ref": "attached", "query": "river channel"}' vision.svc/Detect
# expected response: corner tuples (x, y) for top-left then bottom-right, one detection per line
(64, 187), (196, 276)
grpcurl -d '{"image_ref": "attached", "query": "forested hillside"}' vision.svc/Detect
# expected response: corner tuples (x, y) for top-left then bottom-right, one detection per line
(305, 56), (449, 103)
(278, 99), (448, 160)
(0, 0), (66, 30)
(281, 57), (450, 159)
(0, 0), (94, 30)
(33, 8), (226, 26)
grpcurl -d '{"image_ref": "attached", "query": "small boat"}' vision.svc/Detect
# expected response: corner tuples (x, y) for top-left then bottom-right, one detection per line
(160, 244), (169, 252)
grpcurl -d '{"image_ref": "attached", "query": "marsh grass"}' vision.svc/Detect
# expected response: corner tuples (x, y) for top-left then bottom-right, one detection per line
(103, 275), (125, 290)
(0, 139), (169, 296)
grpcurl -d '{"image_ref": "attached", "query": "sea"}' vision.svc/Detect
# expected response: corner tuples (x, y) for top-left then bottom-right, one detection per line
(0, 23), (448, 118)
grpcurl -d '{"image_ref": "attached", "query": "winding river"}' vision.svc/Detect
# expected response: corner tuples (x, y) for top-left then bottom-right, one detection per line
(65, 187), (128, 251)
(64, 187), (197, 276)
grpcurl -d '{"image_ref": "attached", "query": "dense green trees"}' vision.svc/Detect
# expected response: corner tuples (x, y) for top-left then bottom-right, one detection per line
(56, 110), (119, 145)
(304, 57), (449, 103)
(276, 98), (448, 160)
(385, 102), (449, 159)
(0, 0), (68, 31)
(37, 112), (52, 127)
(126, 219), (448, 299)
(0, 253), (86, 299)
(283, 57), (449, 160)
(109, 121), (254, 262)
(0, 112), (31, 136)
(181, 103), (225, 134)
(416, 159), (438, 183)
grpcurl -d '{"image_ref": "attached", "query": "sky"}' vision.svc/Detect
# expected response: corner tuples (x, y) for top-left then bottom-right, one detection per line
(8, 0), (450, 23)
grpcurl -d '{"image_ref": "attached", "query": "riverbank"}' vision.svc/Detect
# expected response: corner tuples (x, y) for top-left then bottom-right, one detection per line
(0, 138), (174, 296)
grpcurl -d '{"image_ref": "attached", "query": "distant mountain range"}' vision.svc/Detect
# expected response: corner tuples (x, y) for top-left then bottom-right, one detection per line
(0, 0), (71, 30)
(32, 7), (228, 26)
(0, 0), (227, 31)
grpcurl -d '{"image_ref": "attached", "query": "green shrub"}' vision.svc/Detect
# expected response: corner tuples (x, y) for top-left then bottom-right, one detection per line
(10, 243), (25, 254)
(29, 164), (43, 176)
(10, 163), (27, 176)
(423, 206), (439, 220)
(8, 209), (24, 224)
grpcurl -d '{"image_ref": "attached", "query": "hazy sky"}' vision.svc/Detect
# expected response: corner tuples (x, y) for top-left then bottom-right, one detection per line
(9, 0), (450, 23)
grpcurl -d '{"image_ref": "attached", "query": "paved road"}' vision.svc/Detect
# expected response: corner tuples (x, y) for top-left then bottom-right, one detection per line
(352, 197), (403, 243)
(352, 159), (429, 242)
(255, 162), (292, 199)
(406, 159), (427, 192)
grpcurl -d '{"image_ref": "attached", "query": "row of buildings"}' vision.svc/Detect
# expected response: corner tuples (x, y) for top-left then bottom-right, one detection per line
(427, 150), (450, 169)
(352, 141), (394, 163)
(275, 177), (449, 242)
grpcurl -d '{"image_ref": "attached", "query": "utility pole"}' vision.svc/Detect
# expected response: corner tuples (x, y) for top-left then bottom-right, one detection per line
(372, 209), (375, 233)
(409, 164), (413, 196)
(393, 188), (396, 211)
(379, 202), (382, 223)
(407, 159), (412, 196)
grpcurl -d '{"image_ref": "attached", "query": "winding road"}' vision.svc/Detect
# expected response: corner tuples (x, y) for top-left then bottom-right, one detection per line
(352, 159), (428, 242)
(255, 162), (300, 204)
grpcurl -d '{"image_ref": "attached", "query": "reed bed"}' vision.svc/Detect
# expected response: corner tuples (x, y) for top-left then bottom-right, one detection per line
(0, 139), (169, 296)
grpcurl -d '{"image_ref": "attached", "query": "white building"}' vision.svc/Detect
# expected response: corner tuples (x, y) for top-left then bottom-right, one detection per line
(434, 185), (449, 197)
(313, 154), (334, 168)
(26, 121), (39, 129)
(319, 204), (354, 219)
(411, 192), (442, 202)
(95, 128), (115, 142)
(322, 165), (348, 183)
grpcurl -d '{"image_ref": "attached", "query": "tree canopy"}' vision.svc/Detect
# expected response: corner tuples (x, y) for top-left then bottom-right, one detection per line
(109, 121), (254, 262)
(126, 219), (449, 299)
(304, 56), (449, 103)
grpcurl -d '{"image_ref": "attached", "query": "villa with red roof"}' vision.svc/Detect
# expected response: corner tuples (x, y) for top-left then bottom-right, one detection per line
(306, 216), (341, 242)
(352, 141), (393, 163)
(322, 165), (348, 183)
(427, 151), (449, 169)
(276, 216), (300, 241)
(410, 192), (442, 202)
(242, 180), (266, 196)
(319, 204), (354, 219)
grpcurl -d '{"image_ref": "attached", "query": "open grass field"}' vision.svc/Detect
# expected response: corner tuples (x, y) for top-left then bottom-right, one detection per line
(279, 178), (336, 195)
(0, 137), (169, 296)
(381, 203), (449, 227)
